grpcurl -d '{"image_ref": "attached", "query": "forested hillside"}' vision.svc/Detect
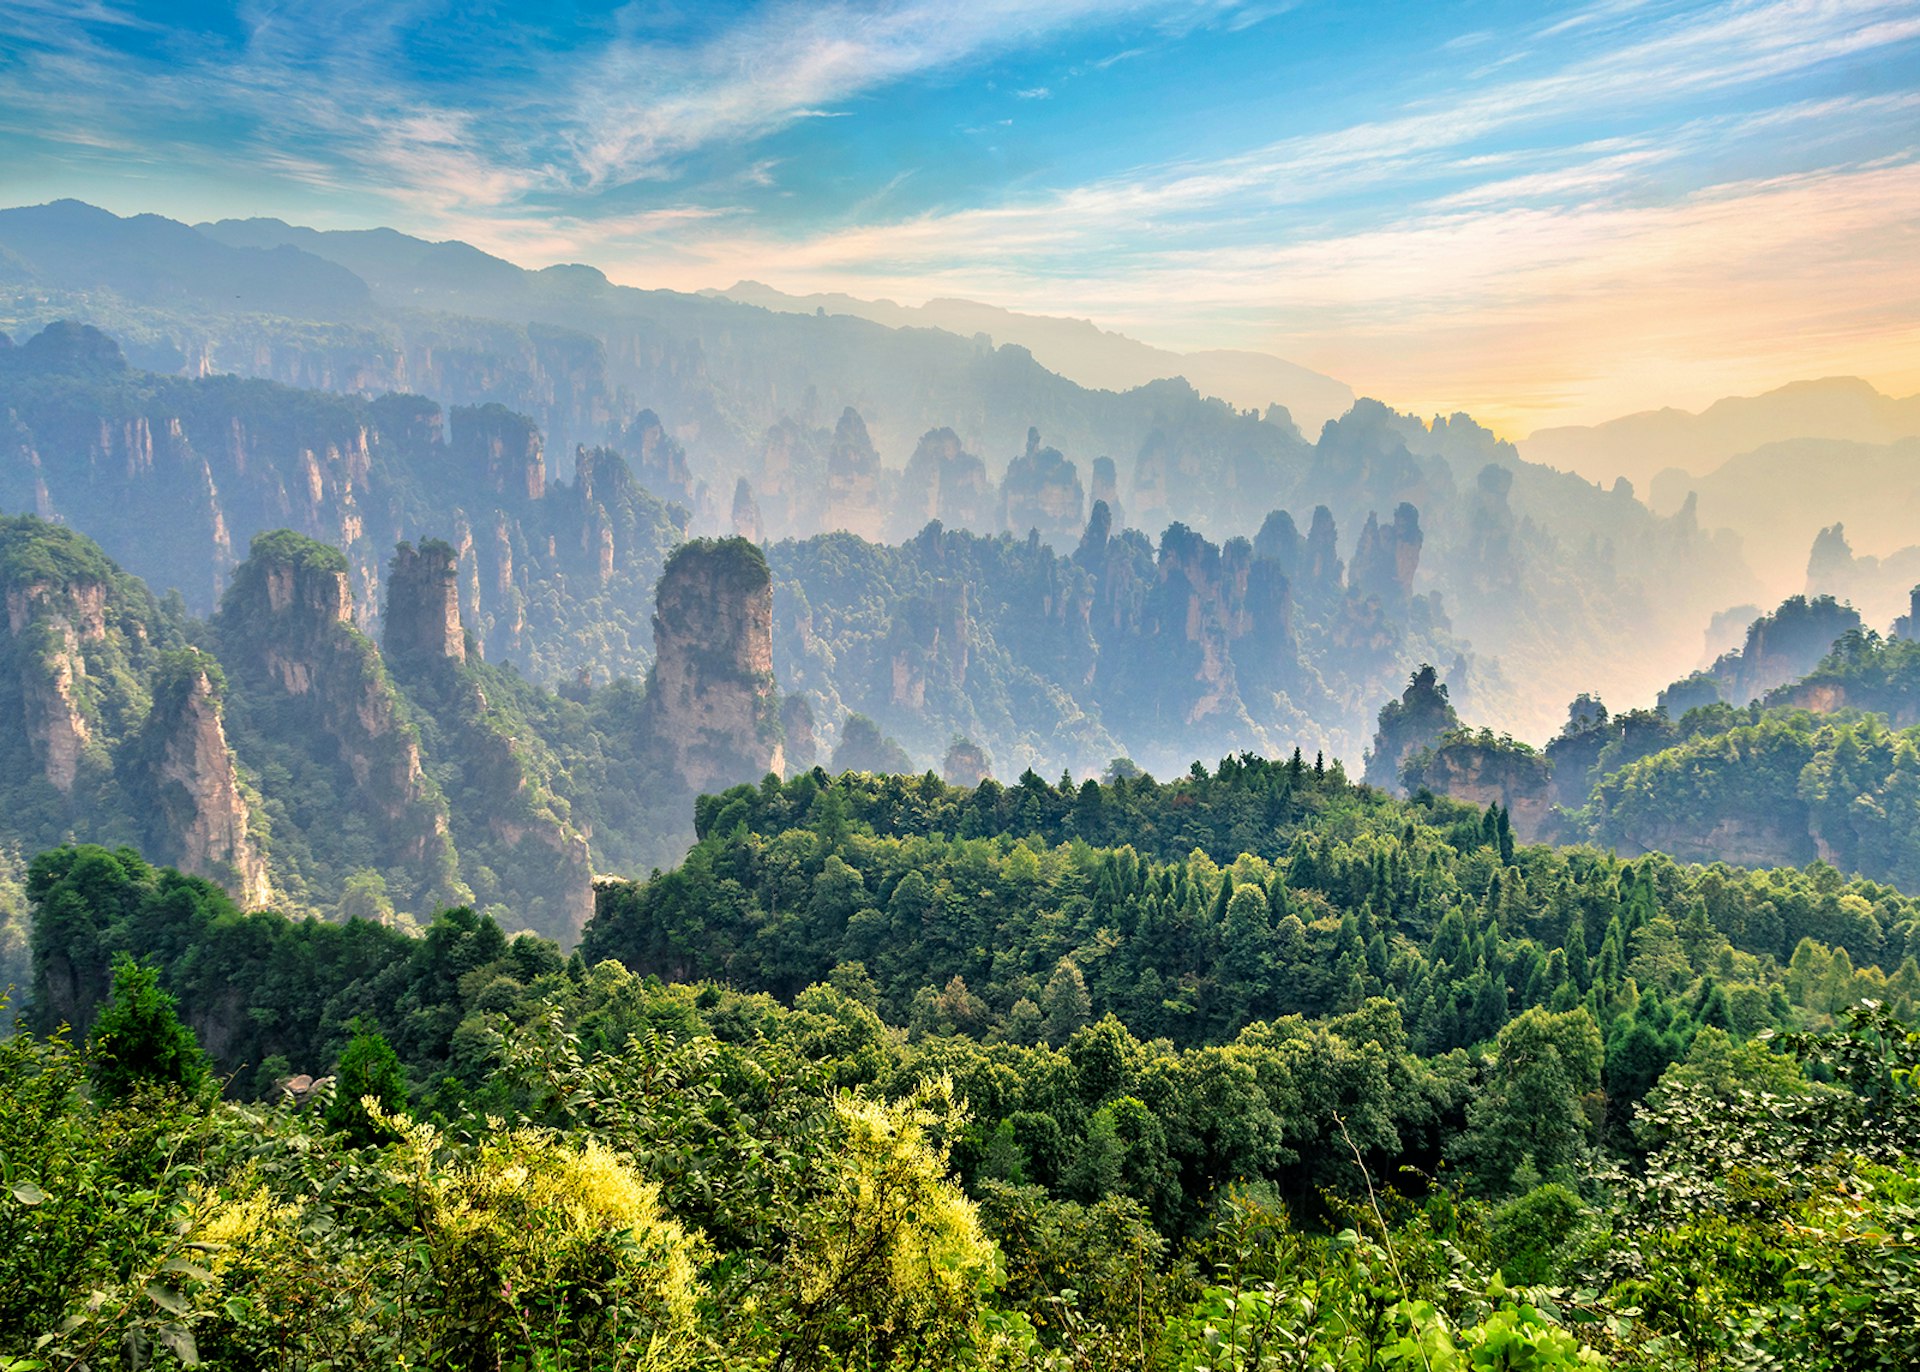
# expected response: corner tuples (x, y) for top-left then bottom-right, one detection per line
(10, 750), (1918, 1367)
(1379, 592), (1920, 895)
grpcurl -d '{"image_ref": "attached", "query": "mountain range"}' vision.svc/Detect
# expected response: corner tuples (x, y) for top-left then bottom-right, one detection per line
(710, 280), (1356, 432)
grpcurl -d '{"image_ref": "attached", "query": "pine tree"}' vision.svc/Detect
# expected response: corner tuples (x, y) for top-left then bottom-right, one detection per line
(327, 1024), (410, 1144)
(87, 956), (209, 1101)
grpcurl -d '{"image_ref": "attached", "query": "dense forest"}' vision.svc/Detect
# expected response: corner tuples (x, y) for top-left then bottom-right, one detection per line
(8, 748), (1920, 1368)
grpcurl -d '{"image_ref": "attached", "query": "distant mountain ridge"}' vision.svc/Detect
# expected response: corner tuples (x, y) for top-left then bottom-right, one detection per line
(710, 280), (1355, 434)
(1646, 436), (1920, 604)
(1523, 376), (1920, 490)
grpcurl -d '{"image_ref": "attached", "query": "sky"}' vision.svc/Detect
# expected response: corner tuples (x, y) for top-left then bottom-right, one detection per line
(1, 0), (1917, 431)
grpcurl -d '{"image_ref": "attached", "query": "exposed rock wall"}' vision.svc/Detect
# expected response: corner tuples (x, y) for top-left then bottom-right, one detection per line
(384, 540), (467, 665)
(219, 532), (459, 897)
(899, 427), (994, 537)
(452, 404), (546, 502)
(731, 477), (764, 545)
(943, 737), (991, 787)
(8, 581), (106, 793)
(140, 661), (272, 907)
(1407, 737), (1554, 843)
(645, 538), (785, 793)
(1349, 503), (1423, 608)
(1001, 428), (1086, 546)
(827, 408), (884, 541)
(1613, 813), (1815, 870)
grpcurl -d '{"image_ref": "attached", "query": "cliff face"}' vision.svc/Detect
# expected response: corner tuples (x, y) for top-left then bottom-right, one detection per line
(138, 660), (272, 908)
(646, 538), (785, 793)
(1001, 429), (1086, 547)
(827, 408), (885, 541)
(217, 531), (460, 906)
(887, 581), (970, 710)
(1712, 594), (1862, 705)
(1615, 814), (1814, 870)
(1349, 503), (1423, 608)
(383, 540), (466, 665)
(1409, 738), (1554, 842)
(613, 409), (695, 507)
(780, 693), (818, 773)
(380, 538), (596, 940)
(8, 579), (106, 793)
(451, 404), (546, 502)
(943, 738), (991, 787)
(1, 326), (683, 692)
(750, 418), (830, 538)
(731, 478), (764, 545)
(1089, 456), (1123, 532)
(0, 516), (277, 908)
(899, 428), (994, 537)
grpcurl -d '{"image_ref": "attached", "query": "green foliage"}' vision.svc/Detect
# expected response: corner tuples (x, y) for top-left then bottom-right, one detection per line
(85, 955), (208, 1102)
(324, 1025), (408, 1145)
(588, 766), (1920, 1056)
(11, 885), (1920, 1367)
(14, 756), (1920, 1367)
(1451, 1007), (1603, 1192)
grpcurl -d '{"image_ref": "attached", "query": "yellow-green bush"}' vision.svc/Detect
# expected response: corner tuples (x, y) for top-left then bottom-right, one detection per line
(421, 1129), (704, 1371)
(774, 1080), (998, 1370)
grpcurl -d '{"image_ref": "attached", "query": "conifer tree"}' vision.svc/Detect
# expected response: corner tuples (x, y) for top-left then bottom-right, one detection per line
(86, 956), (208, 1101)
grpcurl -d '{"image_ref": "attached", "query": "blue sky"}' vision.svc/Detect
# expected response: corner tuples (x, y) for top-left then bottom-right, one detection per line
(1, 0), (1917, 428)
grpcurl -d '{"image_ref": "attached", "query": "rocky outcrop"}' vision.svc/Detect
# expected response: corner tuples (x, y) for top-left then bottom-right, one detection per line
(451, 404), (545, 503)
(1089, 456), (1123, 532)
(1612, 814), (1814, 870)
(752, 418), (830, 537)
(886, 582), (970, 709)
(943, 737), (991, 787)
(1001, 429), (1085, 546)
(218, 531), (458, 894)
(1405, 733), (1554, 842)
(1365, 664), (1460, 792)
(645, 538), (785, 793)
(731, 477), (764, 545)
(138, 656), (272, 907)
(827, 408), (884, 541)
(781, 694), (818, 773)
(1893, 585), (1920, 641)
(383, 540), (467, 665)
(1303, 506), (1342, 598)
(614, 409), (695, 507)
(899, 427), (993, 536)
(1349, 503), (1422, 608)
(382, 541), (601, 941)
(1708, 594), (1862, 705)
(8, 579), (106, 793)
(1253, 510), (1302, 577)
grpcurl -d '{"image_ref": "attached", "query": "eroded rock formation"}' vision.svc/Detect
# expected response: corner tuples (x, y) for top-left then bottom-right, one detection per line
(1002, 428), (1085, 546)
(383, 540), (467, 665)
(1406, 735), (1554, 843)
(138, 657), (272, 908)
(218, 531), (459, 897)
(645, 538), (785, 793)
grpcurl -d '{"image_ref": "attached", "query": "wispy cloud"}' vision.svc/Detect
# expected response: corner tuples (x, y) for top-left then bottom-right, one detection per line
(561, 0), (1190, 187)
(1, 0), (1917, 425)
